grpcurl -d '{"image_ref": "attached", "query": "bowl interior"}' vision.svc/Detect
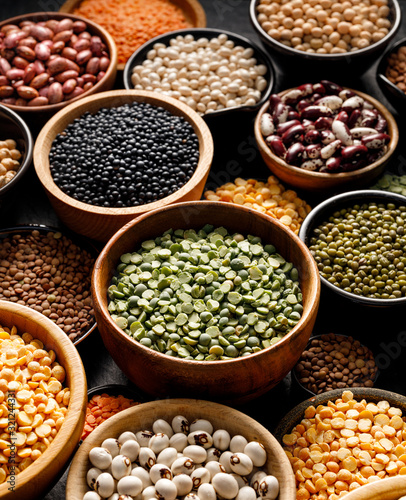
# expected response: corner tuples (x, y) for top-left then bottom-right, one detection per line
(122, 27), (275, 118)
(298, 189), (406, 307)
(66, 398), (296, 500)
(377, 37), (406, 107)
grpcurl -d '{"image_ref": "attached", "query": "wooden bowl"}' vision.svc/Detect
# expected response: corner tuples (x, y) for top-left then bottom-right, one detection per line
(250, 0), (401, 78)
(254, 88), (399, 195)
(91, 200), (320, 404)
(33, 90), (214, 242)
(59, 0), (207, 71)
(0, 104), (33, 208)
(122, 28), (275, 119)
(0, 300), (87, 500)
(66, 398), (296, 500)
(344, 476), (406, 500)
(0, 12), (118, 126)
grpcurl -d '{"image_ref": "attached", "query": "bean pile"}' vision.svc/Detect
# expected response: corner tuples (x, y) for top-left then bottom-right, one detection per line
(49, 102), (200, 208)
(83, 415), (279, 500)
(371, 173), (406, 196)
(73, 0), (190, 65)
(204, 176), (312, 235)
(0, 229), (95, 342)
(130, 33), (268, 115)
(385, 45), (406, 92)
(256, 0), (392, 54)
(0, 17), (110, 107)
(0, 138), (21, 188)
(108, 225), (303, 360)
(294, 333), (377, 395)
(0, 325), (69, 484)
(260, 80), (390, 173)
(308, 201), (406, 299)
(283, 390), (406, 500)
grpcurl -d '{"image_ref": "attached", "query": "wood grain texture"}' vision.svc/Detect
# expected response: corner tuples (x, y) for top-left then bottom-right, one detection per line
(33, 90), (214, 242)
(0, 300), (87, 500)
(66, 399), (296, 500)
(254, 88), (399, 194)
(91, 201), (320, 404)
(59, 0), (207, 71)
(344, 476), (406, 500)
(0, 12), (117, 119)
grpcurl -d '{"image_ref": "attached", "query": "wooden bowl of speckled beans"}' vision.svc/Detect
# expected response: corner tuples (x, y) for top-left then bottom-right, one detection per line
(33, 89), (214, 242)
(0, 300), (87, 500)
(92, 200), (320, 404)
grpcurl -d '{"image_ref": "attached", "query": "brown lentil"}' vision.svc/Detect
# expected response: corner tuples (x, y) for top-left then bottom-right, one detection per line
(294, 333), (377, 395)
(0, 229), (95, 343)
(282, 390), (406, 500)
(0, 324), (69, 484)
(385, 45), (406, 92)
(0, 139), (22, 188)
(204, 176), (312, 235)
(256, 0), (392, 54)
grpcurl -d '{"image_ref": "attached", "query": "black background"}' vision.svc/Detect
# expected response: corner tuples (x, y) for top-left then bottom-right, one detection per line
(1, 0), (406, 498)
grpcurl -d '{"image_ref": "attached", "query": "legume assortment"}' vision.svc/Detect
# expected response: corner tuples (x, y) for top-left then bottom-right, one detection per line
(0, 139), (21, 188)
(0, 229), (95, 342)
(0, 17), (111, 107)
(371, 173), (406, 196)
(295, 334), (377, 395)
(83, 415), (279, 500)
(385, 45), (406, 92)
(49, 102), (200, 208)
(256, 0), (392, 54)
(73, 0), (191, 66)
(283, 390), (406, 500)
(308, 201), (406, 299)
(204, 176), (312, 234)
(108, 225), (303, 360)
(0, 324), (69, 485)
(130, 33), (268, 115)
(260, 80), (390, 173)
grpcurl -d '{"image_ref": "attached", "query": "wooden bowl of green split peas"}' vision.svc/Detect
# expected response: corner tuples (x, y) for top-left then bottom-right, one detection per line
(92, 201), (320, 404)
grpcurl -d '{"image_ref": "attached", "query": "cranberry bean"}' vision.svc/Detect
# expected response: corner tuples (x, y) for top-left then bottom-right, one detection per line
(361, 133), (390, 149)
(305, 144), (321, 159)
(281, 88), (304, 105)
(281, 124), (305, 145)
(302, 119), (315, 132)
(273, 102), (290, 125)
(315, 95), (343, 111)
(375, 116), (388, 133)
(334, 110), (348, 123)
(286, 142), (305, 165)
(320, 80), (342, 95)
(320, 139), (342, 159)
(260, 113), (274, 137)
(296, 97), (313, 113)
(350, 127), (378, 138)
(265, 135), (287, 159)
(320, 130), (336, 144)
(332, 120), (353, 146)
(277, 119), (301, 136)
(348, 109), (362, 128)
(314, 117), (333, 130)
(301, 105), (334, 120)
(341, 144), (368, 159)
(341, 95), (364, 114)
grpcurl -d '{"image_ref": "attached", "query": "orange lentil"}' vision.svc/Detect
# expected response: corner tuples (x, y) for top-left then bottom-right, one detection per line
(81, 393), (140, 440)
(73, 0), (191, 65)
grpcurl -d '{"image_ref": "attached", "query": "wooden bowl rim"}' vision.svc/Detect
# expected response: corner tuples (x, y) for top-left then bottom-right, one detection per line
(0, 11), (118, 114)
(254, 87), (399, 182)
(298, 188), (406, 307)
(249, 0), (402, 61)
(33, 89), (214, 216)
(343, 475), (406, 500)
(59, 0), (207, 71)
(0, 300), (87, 496)
(92, 200), (320, 367)
(66, 398), (295, 499)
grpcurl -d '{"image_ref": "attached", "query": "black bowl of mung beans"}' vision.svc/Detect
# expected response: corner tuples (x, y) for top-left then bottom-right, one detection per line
(299, 190), (406, 307)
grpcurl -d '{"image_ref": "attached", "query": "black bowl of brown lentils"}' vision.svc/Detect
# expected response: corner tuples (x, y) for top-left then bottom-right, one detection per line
(0, 225), (97, 344)
(299, 190), (406, 307)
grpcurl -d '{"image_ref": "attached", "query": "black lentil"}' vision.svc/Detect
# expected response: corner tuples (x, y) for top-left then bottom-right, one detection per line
(49, 102), (200, 208)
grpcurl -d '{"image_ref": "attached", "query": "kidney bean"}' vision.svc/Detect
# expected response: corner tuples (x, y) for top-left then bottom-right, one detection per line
(63, 86), (84, 100)
(72, 37), (90, 52)
(34, 42), (51, 61)
(23, 63), (36, 84)
(12, 56), (29, 69)
(33, 59), (45, 75)
(61, 47), (77, 61)
(64, 59), (80, 73)
(14, 97), (27, 106)
(18, 36), (37, 50)
(0, 85), (14, 98)
(361, 133), (391, 149)
(47, 56), (69, 75)
(277, 119), (301, 136)
(1, 97), (16, 104)
(90, 35), (103, 56)
(1, 48), (16, 61)
(3, 30), (26, 49)
(54, 29), (74, 43)
(55, 69), (79, 83)
(0, 58), (11, 75)
(6, 68), (24, 80)
(81, 73), (96, 84)
(281, 124), (305, 145)
(38, 85), (50, 97)
(83, 81), (93, 92)
(15, 44), (35, 61)
(266, 135), (287, 159)
(85, 57), (100, 75)
(55, 19), (74, 33)
(27, 96), (49, 106)
(48, 81), (64, 104)
(45, 19), (59, 32)
(0, 76), (8, 85)
(62, 78), (77, 94)
(29, 24), (53, 41)
(51, 41), (66, 54)
(16, 85), (38, 100)
(76, 49), (92, 65)
(1, 24), (20, 34)
(30, 72), (50, 89)
(12, 80), (24, 89)
(72, 20), (87, 33)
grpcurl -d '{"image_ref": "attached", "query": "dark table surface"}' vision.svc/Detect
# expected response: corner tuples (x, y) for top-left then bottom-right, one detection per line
(1, 0), (406, 498)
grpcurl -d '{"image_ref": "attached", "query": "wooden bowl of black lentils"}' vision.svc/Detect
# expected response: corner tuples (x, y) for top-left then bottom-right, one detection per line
(91, 200), (320, 404)
(299, 189), (406, 307)
(33, 89), (214, 242)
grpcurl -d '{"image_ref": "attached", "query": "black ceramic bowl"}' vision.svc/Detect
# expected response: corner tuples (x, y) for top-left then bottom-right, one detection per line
(87, 384), (146, 401)
(122, 28), (275, 120)
(0, 224), (98, 345)
(377, 37), (406, 111)
(250, 0), (401, 78)
(298, 190), (406, 308)
(0, 104), (33, 207)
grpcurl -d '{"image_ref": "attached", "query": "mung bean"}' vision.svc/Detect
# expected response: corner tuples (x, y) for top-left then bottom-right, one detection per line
(108, 226), (303, 360)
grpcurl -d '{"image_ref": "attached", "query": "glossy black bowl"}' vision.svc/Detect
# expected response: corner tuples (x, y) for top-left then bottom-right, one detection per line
(250, 0), (401, 78)
(377, 37), (406, 112)
(298, 190), (406, 308)
(87, 383), (146, 402)
(122, 27), (275, 121)
(0, 104), (33, 207)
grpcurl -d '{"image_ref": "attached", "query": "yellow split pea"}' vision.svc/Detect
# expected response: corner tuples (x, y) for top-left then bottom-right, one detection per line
(282, 390), (406, 500)
(0, 324), (69, 484)
(204, 176), (312, 235)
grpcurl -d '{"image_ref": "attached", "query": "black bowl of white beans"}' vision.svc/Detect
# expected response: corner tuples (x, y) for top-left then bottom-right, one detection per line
(122, 28), (275, 119)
